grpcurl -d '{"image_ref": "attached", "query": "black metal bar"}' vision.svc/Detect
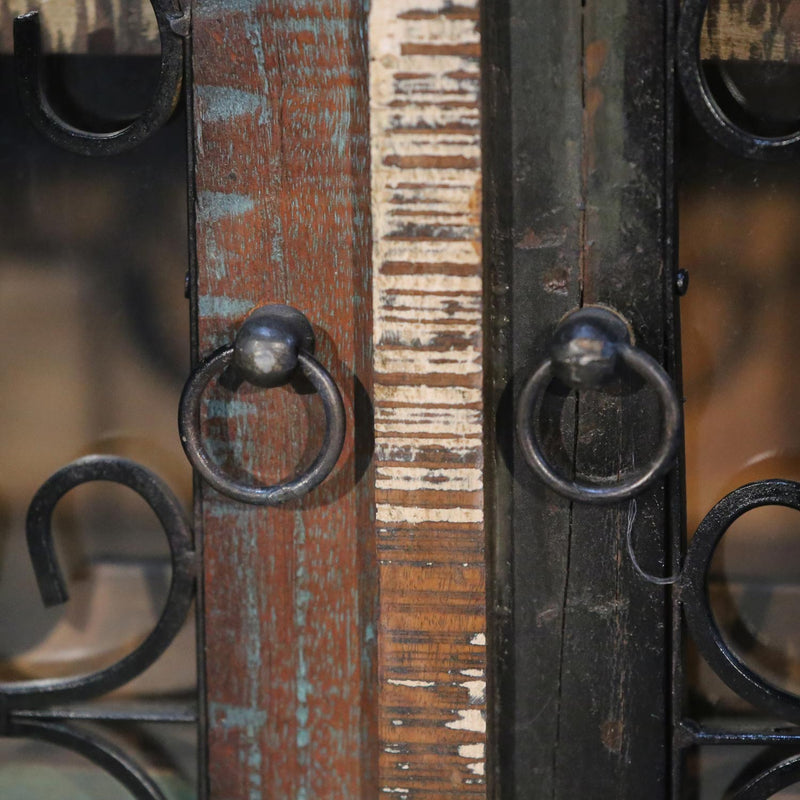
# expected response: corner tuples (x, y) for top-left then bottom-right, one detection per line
(13, 703), (198, 724)
(677, 722), (800, 747)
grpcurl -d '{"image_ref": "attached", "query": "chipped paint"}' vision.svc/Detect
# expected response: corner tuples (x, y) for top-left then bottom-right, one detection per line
(196, 191), (256, 223)
(460, 679), (486, 705)
(194, 0), (374, 795)
(195, 86), (263, 121)
(371, 0), (485, 794)
(446, 709), (487, 734)
(458, 743), (486, 760)
(387, 679), (436, 688)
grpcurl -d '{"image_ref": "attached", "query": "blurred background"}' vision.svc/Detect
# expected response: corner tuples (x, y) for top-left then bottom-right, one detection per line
(682, 1), (800, 796)
(0, 1), (194, 796)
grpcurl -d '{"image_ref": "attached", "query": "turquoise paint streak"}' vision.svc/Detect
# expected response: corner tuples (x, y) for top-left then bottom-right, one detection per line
(195, 85), (262, 121)
(243, 518), (263, 800)
(204, 399), (257, 419)
(208, 703), (267, 730)
(198, 296), (254, 318)
(197, 191), (255, 223)
(294, 511), (311, 800)
(196, 0), (263, 14)
(208, 697), (263, 798)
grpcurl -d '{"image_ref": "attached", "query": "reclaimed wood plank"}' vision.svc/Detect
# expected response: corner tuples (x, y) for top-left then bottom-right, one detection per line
(489, 0), (583, 796)
(190, 2), (375, 798)
(489, 0), (679, 796)
(556, 2), (673, 795)
(370, 2), (486, 797)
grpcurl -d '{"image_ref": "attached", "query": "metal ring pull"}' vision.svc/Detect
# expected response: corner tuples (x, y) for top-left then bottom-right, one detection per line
(515, 306), (682, 503)
(179, 304), (346, 505)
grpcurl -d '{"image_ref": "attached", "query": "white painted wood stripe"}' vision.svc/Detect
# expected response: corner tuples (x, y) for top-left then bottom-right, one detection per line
(371, 0), (485, 795)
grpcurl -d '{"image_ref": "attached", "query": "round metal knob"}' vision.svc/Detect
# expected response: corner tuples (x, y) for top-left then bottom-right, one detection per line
(515, 305), (682, 503)
(179, 304), (345, 505)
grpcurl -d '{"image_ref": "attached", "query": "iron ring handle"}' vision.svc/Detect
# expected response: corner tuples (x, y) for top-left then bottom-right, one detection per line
(179, 305), (346, 505)
(515, 306), (682, 503)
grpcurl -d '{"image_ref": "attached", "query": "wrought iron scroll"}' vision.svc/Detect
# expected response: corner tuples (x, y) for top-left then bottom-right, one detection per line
(673, 479), (800, 798)
(675, 6), (800, 792)
(12, 0), (187, 156)
(0, 455), (197, 800)
(681, 481), (800, 726)
(677, 0), (800, 160)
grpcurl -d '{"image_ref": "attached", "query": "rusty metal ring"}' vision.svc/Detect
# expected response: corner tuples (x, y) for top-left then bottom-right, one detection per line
(515, 307), (681, 503)
(179, 345), (345, 505)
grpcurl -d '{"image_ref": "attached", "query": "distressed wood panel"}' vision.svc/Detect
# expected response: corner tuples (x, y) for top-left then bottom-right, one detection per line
(370, 2), (486, 797)
(490, 0), (677, 796)
(0, 0), (159, 53)
(191, 2), (375, 798)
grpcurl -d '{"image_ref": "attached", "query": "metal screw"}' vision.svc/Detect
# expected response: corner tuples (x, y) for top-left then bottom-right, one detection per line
(675, 269), (689, 296)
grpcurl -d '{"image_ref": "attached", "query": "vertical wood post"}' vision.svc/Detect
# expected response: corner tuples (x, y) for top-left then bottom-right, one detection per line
(190, 2), (375, 796)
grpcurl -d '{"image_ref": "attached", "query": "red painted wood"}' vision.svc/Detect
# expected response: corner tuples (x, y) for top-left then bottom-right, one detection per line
(190, 2), (375, 797)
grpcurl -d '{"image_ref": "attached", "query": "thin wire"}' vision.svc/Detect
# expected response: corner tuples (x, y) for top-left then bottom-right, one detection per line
(625, 498), (681, 586)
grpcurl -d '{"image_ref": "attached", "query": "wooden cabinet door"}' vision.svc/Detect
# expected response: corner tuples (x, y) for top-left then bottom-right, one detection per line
(190, 1), (486, 797)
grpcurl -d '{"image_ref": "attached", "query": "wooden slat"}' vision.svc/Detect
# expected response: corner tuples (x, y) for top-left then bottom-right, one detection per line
(370, 2), (486, 797)
(191, 2), (375, 798)
(0, 0), (159, 54)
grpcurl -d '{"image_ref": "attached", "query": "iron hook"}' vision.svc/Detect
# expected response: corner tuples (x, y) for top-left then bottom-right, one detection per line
(677, 0), (800, 160)
(13, 1), (186, 157)
(4, 455), (196, 709)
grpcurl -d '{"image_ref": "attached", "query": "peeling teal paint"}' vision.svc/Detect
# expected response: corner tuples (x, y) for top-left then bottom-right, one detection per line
(200, 228), (235, 283)
(209, 703), (267, 730)
(205, 399), (258, 418)
(195, 85), (263, 121)
(243, 518), (263, 800)
(294, 511), (311, 798)
(197, 191), (255, 223)
(196, 0), (263, 15)
(198, 296), (254, 318)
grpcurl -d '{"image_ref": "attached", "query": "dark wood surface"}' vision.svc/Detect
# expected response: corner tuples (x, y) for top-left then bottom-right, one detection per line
(190, 2), (375, 797)
(490, 0), (678, 796)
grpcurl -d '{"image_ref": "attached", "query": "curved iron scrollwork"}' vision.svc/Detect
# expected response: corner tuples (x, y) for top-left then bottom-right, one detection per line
(6, 718), (168, 800)
(1, 455), (196, 799)
(677, 0), (800, 160)
(678, 480), (800, 797)
(727, 753), (800, 800)
(681, 480), (800, 725)
(13, 0), (187, 156)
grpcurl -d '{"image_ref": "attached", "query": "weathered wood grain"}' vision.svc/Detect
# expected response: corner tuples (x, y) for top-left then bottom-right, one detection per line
(490, 0), (676, 796)
(0, 0), (159, 53)
(191, 2), (375, 798)
(370, 2), (486, 797)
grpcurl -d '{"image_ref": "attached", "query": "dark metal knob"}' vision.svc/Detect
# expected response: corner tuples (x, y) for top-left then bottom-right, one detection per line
(515, 305), (682, 503)
(179, 304), (345, 505)
(228, 304), (315, 388)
